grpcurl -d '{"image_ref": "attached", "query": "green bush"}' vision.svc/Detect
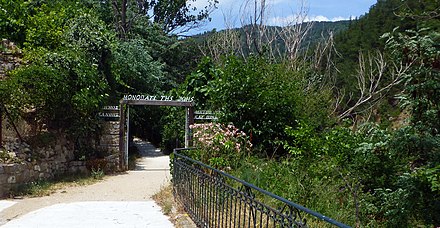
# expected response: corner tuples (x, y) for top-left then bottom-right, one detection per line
(178, 56), (334, 156)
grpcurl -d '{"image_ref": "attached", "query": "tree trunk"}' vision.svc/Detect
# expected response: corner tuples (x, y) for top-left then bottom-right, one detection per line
(121, 0), (127, 38)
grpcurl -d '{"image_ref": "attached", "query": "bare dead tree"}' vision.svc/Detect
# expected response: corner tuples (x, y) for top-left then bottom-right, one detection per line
(277, 2), (314, 67)
(200, 28), (242, 62)
(335, 51), (413, 120)
(197, 7), (243, 62)
(312, 31), (338, 72)
(239, 0), (277, 57)
(302, 31), (341, 93)
(199, 0), (335, 74)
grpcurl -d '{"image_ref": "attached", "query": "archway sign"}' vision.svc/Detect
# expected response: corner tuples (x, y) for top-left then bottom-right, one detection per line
(119, 95), (195, 170)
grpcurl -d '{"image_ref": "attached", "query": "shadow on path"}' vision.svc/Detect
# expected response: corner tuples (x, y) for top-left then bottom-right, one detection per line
(132, 138), (170, 172)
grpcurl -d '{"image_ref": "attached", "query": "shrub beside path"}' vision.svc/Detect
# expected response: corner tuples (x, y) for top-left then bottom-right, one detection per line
(0, 138), (174, 227)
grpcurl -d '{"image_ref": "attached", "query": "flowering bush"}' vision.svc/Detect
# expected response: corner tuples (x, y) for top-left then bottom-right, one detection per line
(190, 123), (252, 169)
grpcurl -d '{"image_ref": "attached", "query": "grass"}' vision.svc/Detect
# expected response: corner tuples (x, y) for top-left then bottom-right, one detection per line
(152, 184), (174, 215)
(10, 172), (103, 198)
(152, 184), (196, 228)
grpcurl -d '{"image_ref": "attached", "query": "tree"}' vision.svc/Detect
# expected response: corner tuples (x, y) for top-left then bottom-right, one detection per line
(0, 0), (28, 45)
(111, 0), (218, 36)
(334, 51), (412, 120)
(385, 28), (440, 135)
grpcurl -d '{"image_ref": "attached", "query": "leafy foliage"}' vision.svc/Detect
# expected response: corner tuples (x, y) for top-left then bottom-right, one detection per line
(384, 28), (440, 135)
(332, 0), (440, 119)
(0, 0), (204, 159)
(180, 56), (334, 156)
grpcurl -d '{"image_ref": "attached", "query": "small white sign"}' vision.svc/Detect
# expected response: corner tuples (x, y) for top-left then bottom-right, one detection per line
(99, 113), (120, 118)
(102, 106), (120, 111)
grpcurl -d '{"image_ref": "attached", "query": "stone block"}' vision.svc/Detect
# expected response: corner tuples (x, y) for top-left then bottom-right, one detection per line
(4, 164), (17, 173)
(29, 170), (36, 179)
(55, 145), (62, 152)
(7, 176), (16, 184)
(0, 174), (8, 184)
(40, 162), (48, 172)
(22, 169), (30, 182)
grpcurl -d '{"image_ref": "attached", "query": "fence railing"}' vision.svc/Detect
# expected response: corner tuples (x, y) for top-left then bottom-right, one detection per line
(172, 148), (351, 228)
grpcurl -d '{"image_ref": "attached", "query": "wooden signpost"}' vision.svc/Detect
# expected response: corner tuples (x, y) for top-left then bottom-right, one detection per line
(118, 95), (195, 170)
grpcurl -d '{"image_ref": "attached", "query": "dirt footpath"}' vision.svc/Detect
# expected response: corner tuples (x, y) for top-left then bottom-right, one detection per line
(0, 139), (171, 226)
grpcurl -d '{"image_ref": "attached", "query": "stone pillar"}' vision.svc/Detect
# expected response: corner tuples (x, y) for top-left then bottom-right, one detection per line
(119, 102), (126, 170)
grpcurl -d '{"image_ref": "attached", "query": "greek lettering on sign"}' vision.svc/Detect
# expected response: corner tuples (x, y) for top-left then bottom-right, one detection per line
(123, 94), (194, 102)
(99, 112), (120, 118)
(102, 106), (119, 110)
(194, 110), (219, 120)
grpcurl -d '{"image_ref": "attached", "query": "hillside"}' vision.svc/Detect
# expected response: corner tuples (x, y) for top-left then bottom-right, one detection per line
(190, 20), (351, 57)
(334, 0), (440, 89)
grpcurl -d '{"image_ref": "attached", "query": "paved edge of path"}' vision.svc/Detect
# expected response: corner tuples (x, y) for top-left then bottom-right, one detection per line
(0, 201), (16, 213)
(1, 201), (174, 228)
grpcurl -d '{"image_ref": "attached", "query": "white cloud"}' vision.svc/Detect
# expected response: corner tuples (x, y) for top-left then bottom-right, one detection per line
(331, 16), (351, 21)
(269, 15), (302, 25)
(269, 14), (351, 26)
(310, 15), (330, 22)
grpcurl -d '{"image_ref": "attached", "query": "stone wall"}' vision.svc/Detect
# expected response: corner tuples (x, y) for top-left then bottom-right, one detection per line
(0, 135), (122, 198)
(0, 40), (122, 197)
(0, 39), (22, 80)
(96, 121), (120, 154)
(96, 117), (121, 170)
(0, 138), (88, 198)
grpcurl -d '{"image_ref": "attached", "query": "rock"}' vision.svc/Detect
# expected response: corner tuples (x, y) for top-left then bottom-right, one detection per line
(0, 174), (7, 184)
(34, 165), (41, 172)
(40, 162), (48, 172)
(4, 164), (16, 173)
(58, 156), (67, 163)
(7, 176), (16, 184)
(7, 152), (16, 158)
(55, 145), (62, 152)
(22, 169), (30, 182)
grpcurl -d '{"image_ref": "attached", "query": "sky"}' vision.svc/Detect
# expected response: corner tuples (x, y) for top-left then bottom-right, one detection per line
(186, 0), (377, 34)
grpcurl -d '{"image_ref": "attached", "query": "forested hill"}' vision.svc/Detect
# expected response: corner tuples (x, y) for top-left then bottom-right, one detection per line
(191, 20), (351, 55)
(303, 20), (351, 46)
(336, 0), (440, 54)
(334, 0), (440, 88)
